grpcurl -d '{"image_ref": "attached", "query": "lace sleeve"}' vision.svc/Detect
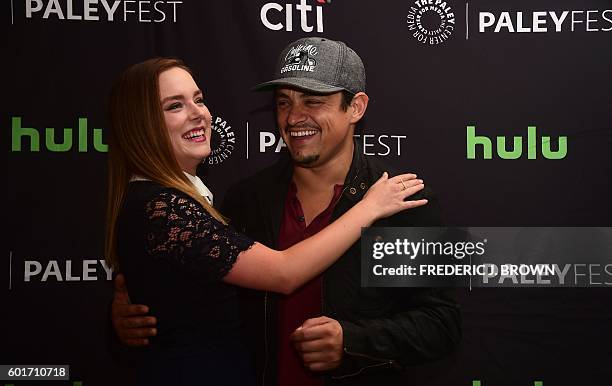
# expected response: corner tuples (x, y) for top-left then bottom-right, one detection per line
(143, 191), (254, 282)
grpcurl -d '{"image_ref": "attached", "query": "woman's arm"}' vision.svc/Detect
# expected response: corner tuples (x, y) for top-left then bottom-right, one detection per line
(223, 173), (427, 294)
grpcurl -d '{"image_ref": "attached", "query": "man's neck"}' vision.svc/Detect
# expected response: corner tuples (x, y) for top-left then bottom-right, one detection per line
(292, 140), (354, 194)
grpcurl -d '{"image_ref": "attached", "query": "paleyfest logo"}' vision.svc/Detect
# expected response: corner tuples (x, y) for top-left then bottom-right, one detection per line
(478, 9), (612, 33)
(24, 0), (183, 23)
(407, 0), (456, 45)
(258, 131), (408, 157)
(23, 258), (113, 283)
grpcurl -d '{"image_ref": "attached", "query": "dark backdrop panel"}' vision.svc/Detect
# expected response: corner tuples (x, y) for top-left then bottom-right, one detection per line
(3, 0), (611, 385)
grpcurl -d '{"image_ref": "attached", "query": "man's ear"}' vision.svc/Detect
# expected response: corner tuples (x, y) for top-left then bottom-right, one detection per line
(349, 92), (369, 124)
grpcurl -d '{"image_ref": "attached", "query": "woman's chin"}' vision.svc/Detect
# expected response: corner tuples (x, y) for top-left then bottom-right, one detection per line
(201, 148), (211, 160)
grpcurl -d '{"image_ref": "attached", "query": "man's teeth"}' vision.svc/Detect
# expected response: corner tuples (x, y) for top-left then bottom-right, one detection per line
(183, 129), (204, 139)
(289, 130), (317, 137)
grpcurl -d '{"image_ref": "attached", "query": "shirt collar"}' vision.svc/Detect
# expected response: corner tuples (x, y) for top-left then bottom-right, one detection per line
(183, 172), (214, 205)
(129, 172), (214, 205)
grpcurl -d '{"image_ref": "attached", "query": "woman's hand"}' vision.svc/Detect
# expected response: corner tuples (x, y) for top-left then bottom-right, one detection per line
(360, 172), (428, 222)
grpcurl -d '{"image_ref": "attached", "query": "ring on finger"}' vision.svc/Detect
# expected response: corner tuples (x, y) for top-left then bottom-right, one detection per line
(400, 179), (407, 190)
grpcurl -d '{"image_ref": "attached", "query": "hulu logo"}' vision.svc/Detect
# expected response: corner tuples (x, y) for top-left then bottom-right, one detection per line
(11, 117), (108, 153)
(467, 126), (567, 160)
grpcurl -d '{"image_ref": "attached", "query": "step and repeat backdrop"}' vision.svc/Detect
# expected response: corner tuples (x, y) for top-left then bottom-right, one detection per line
(3, 0), (612, 385)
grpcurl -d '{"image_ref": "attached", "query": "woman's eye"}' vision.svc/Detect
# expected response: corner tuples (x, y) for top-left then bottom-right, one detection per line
(167, 102), (182, 110)
(195, 98), (205, 105)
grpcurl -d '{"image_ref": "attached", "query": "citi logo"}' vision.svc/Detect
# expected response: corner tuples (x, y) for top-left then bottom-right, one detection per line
(466, 126), (567, 160)
(260, 0), (327, 32)
(11, 117), (108, 153)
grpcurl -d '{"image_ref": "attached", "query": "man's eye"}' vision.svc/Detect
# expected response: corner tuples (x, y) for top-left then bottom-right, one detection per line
(306, 100), (323, 105)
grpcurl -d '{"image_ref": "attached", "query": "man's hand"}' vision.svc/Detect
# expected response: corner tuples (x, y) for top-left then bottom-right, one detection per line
(291, 316), (344, 371)
(111, 273), (157, 347)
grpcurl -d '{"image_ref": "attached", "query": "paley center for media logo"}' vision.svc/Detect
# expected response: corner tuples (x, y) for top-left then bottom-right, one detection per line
(260, 0), (330, 32)
(23, 0), (183, 23)
(207, 116), (236, 165)
(406, 0), (456, 45)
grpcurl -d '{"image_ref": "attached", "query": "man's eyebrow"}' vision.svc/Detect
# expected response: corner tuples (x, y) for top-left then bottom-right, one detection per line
(161, 90), (202, 104)
(300, 91), (328, 98)
(274, 91), (327, 99)
(274, 90), (290, 99)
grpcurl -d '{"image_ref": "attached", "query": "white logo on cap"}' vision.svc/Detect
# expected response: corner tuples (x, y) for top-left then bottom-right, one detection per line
(280, 44), (318, 74)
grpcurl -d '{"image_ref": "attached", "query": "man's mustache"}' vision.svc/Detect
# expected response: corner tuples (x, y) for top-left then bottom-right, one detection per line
(285, 123), (321, 132)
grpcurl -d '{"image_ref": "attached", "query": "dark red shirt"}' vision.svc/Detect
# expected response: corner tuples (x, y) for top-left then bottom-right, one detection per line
(276, 182), (344, 386)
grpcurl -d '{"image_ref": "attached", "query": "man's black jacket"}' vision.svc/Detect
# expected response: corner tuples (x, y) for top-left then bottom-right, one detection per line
(221, 141), (462, 386)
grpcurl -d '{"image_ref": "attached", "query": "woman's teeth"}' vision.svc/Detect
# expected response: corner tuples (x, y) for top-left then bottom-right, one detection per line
(183, 129), (205, 140)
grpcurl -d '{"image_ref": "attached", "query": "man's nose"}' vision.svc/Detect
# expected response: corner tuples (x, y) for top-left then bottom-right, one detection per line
(286, 104), (307, 127)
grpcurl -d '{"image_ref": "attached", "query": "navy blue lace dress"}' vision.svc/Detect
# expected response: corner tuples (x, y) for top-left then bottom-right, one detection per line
(117, 181), (255, 386)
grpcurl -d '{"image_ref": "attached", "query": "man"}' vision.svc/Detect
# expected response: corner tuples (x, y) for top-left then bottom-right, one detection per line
(112, 37), (461, 385)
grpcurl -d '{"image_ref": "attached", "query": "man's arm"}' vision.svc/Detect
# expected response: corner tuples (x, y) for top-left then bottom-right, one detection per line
(292, 190), (462, 375)
(292, 289), (460, 374)
(290, 316), (344, 371)
(110, 274), (157, 348)
(337, 288), (461, 371)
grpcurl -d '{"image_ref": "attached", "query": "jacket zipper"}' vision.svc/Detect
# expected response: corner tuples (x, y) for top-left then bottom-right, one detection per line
(331, 348), (396, 380)
(321, 168), (388, 379)
(320, 274), (325, 313)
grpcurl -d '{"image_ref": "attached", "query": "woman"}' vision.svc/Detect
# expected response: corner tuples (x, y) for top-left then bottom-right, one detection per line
(105, 58), (426, 385)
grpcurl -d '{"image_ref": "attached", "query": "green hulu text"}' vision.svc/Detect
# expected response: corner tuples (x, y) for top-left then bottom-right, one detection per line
(11, 117), (108, 153)
(467, 125), (567, 160)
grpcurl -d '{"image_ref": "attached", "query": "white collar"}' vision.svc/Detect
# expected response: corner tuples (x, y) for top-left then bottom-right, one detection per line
(183, 172), (214, 205)
(129, 172), (214, 205)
